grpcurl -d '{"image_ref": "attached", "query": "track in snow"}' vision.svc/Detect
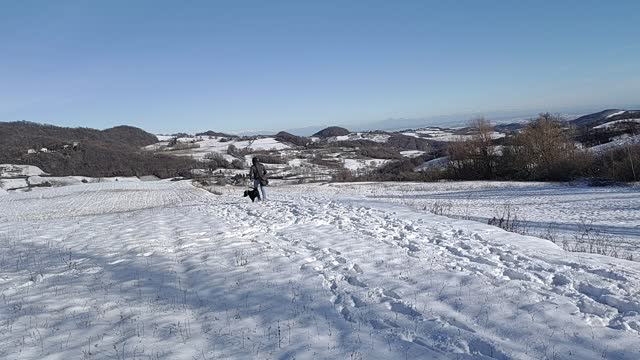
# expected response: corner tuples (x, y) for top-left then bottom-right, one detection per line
(1, 181), (639, 359)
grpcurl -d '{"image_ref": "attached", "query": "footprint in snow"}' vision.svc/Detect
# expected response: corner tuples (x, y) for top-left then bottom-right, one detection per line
(369, 318), (398, 329)
(370, 287), (402, 302)
(386, 301), (421, 317)
(502, 268), (534, 282)
(334, 256), (347, 264)
(349, 263), (363, 274)
(402, 241), (421, 252)
(303, 242), (320, 251)
(552, 273), (572, 286)
(339, 306), (354, 322)
(346, 276), (367, 288)
(382, 288), (402, 299)
(588, 268), (628, 282)
(349, 295), (367, 308)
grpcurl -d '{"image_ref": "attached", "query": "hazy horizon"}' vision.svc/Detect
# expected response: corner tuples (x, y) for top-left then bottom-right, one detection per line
(4, 102), (639, 136)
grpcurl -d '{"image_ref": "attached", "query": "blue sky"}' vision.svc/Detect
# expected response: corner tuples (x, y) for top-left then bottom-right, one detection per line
(1, 0), (639, 134)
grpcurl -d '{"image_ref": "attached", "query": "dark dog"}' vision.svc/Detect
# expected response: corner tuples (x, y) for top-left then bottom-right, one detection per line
(243, 188), (261, 202)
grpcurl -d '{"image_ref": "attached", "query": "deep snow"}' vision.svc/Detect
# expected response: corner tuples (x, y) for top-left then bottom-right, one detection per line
(318, 181), (640, 259)
(1, 181), (640, 359)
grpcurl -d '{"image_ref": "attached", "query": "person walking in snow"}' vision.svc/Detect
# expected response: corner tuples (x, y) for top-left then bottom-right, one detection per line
(249, 157), (268, 201)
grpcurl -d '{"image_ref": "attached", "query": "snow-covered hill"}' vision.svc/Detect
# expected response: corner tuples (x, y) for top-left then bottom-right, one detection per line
(139, 108), (639, 184)
(588, 134), (640, 155)
(401, 127), (506, 142)
(0, 164), (47, 178)
(147, 135), (291, 162)
(1, 181), (639, 359)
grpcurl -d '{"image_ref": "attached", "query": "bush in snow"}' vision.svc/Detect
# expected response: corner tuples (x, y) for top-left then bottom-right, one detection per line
(231, 159), (245, 169)
(596, 144), (640, 182)
(499, 113), (592, 181)
(445, 118), (499, 180)
(204, 152), (231, 171)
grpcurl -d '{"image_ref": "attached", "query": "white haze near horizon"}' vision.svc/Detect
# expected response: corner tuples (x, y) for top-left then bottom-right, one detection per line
(159, 104), (640, 137)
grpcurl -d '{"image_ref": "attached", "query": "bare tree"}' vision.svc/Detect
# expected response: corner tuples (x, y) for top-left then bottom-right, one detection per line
(507, 113), (587, 180)
(446, 118), (497, 179)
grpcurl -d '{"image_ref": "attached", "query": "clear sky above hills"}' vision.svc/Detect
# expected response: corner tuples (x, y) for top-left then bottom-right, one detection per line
(1, 0), (639, 134)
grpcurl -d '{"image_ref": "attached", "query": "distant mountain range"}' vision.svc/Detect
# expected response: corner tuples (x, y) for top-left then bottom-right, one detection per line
(233, 126), (327, 137)
(569, 109), (640, 128)
(232, 106), (640, 136)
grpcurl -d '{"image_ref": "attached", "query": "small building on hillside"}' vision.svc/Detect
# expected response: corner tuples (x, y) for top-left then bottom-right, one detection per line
(40, 148), (49, 153)
(27, 149), (37, 154)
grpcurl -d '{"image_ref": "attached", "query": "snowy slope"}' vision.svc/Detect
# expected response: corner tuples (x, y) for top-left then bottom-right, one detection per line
(401, 130), (506, 142)
(0, 164), (47, 178)
(415, 156), (449, 171)
(1, 182), (640, 359)
(589, 134), (640, 154)
(593, 119), (640, 129)
(343, 158), (392, 171)
(329, 133), (391, 143)
(0, 178), (28, 190)
(146, 136), (291, 161)
(606, 110), (627, 119)
(324, 181), (640, 257)
(400, 150), (426, 158)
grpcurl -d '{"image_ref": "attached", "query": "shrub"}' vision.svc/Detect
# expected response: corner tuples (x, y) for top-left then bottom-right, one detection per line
(253, 154), (287, 164)
(386, 134), (432, 151)
(204, 152), (225, 161)
(597, 144), (640, 182)
(310, 155), (343, 168)
(332, 169), (356, 182)
(171, 142), (200, 150)
(204, 152), (231, 170)
(227, 144), (237, 155)
(487, 204), (525, 234)
(445, 118), (499, 180)
(231, 159), (246, 169)
(357, 146), (402, 160)
(499, 113), (589, 181)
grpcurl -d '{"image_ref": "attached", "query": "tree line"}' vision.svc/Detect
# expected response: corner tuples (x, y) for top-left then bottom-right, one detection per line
(336, 114), (639, 183)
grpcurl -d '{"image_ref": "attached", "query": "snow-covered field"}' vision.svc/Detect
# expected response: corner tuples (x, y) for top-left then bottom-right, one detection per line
(330, 133), (390, 143)
(589, 134), (640, 154)
(401, 129), (506, 142)
(342, 158), (392, 172)
(323, 182), (640, 259)
(593, 119), (640, 130)
(0, 175), (142, 191)
(1, 181), (640, 359)
(146, 136), (290, 162)
(0, 164), (47, 178)
(400, 150), (426, 158)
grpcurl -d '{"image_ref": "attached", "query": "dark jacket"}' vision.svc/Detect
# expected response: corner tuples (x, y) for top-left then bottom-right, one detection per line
(250, 163), (267, 182)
